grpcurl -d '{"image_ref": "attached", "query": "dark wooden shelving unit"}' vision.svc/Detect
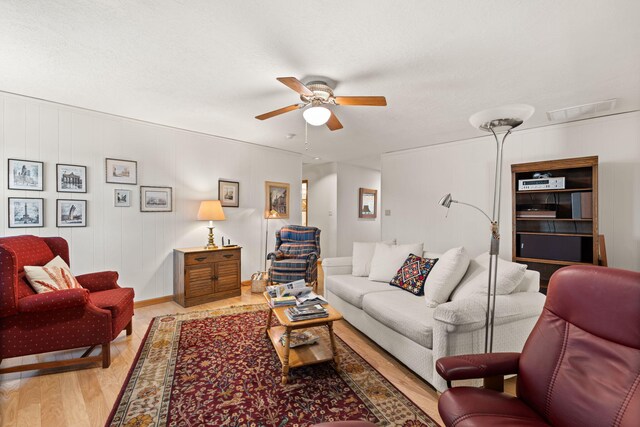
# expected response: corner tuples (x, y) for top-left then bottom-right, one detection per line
(511, 156), (599, 293)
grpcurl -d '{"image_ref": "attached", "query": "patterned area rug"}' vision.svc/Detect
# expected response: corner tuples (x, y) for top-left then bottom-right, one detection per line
(107, 304), (439, 427)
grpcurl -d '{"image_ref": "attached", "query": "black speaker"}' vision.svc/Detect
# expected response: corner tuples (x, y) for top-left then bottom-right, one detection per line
(518, 234), (592, 263)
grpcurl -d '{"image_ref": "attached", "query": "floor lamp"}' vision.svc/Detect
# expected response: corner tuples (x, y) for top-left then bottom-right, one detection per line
(438, 104), (534, 353)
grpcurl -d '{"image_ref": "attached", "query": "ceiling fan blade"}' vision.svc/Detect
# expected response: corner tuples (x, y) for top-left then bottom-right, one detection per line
(277, 77), (314, 96)
(335, 96), (387, 106)
(326, 111), (343, 131)
(255, 104), (304, 120)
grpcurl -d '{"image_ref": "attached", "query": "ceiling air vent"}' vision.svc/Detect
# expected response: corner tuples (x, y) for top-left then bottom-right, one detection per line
(546, 99), (617, 122)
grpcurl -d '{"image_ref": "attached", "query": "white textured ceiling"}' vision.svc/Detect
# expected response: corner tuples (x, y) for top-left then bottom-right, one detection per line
(1, 1), (639, 165)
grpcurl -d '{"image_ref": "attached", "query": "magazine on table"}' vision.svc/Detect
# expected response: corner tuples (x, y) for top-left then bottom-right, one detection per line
(285, 304), (328, 321)
(266, 279), (311, 298)
(295, 291), (328, 307)
(279, 331), (320, 348)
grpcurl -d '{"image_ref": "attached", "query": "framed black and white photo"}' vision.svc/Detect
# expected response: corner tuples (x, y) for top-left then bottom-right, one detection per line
(140, 186), (172, 212)
(218, 180), (239, 208)
(114, 189), (131, 207)
(8, 197), (44, 228)
(56, 163), (87, 193)
(57, 199), (87, 227)
(8, 159), (44, 191)
(105, 158), (137, 185)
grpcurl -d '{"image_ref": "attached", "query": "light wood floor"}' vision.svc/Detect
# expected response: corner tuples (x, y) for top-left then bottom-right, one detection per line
(0, 272), (515, 427)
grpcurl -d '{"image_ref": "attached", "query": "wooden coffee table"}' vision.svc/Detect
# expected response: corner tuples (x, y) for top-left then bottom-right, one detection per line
(263, 292), (343, 384)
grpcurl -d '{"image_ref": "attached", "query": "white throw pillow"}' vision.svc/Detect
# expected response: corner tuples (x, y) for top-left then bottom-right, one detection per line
(24, 256), (82, 294)
(368, 242), (424, 283)
(450, 253), (527, 301)
(424, 247), (470, 307)
(352, 241), (395, 276)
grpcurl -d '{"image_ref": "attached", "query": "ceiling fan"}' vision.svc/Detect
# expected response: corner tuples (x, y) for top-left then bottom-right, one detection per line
(255, 77), (387, 131)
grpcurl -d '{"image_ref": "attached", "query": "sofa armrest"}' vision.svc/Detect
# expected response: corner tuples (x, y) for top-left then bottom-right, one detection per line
(76, 271), (120, 293)
(321, 257), (353, 276)
(18, 288), (89, 313)
(436, 352), (520, 382)
(434, 292), (546, 331)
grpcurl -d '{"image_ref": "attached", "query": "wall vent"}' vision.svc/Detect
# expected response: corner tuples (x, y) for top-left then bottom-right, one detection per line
(546, 99), (617, 121)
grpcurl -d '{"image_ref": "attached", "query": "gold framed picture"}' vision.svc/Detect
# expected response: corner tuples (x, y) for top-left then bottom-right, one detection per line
(359, 188), (377, 219)
(265, 181), (290, 219)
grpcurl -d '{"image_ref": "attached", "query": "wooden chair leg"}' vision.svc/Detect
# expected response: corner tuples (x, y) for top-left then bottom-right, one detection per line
(126, 320), (133, 336)
(102, 343), (111, 368)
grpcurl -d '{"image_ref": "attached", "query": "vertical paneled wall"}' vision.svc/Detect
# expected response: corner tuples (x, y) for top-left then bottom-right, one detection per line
(381, 111), (640, 272)
(0, 93), (302, 301)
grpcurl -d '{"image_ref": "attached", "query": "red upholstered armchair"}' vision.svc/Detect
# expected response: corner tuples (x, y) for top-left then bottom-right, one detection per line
(436, 265), (640, 427)
(0, 235), (134, 373)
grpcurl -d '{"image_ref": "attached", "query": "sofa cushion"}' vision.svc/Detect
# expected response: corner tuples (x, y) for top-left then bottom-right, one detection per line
(451, 254), (527, 301)
(368, 242), (424, 282)
(389, 254), (438, 296)
(352, 241), (392, 277)
(325, 275), (397, 309)
(363, 290), (436, 348)
(424, 247), (470, 307)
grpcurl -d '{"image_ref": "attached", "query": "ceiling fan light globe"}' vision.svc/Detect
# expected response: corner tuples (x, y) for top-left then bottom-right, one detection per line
(303, 106), (331, 126)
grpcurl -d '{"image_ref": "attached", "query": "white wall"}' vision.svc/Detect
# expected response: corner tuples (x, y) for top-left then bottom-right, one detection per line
(336, 163), (381, 256)
(382, 111), (640, 272)
(303, 162), (382, 258)
(303, 163), (337, 258)
(0, 92), (302, 301)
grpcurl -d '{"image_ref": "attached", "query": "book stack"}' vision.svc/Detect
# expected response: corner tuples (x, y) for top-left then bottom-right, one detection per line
(268, 295), (296, 308)
(285, 304), (329, 322)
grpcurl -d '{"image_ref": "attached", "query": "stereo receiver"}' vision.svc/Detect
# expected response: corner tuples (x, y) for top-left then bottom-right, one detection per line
(518, 177), (565, 191)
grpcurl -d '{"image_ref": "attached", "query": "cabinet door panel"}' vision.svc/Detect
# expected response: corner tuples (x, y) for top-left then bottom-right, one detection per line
(186, 265), (215, 298)
(215, 260), (240, 293)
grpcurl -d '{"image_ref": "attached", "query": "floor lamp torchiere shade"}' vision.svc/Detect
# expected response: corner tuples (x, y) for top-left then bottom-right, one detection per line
(438, 104), (535, 353)
(197, 200), (226, 249)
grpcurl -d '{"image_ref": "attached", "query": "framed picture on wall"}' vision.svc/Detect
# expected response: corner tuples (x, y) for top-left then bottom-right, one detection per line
(140, 186), (172, 212)
(8, 159), (44, 191)
(56, 199), (87, 227)
(105, 158), (137, 185)
(358, 188), (377, 219)
(265, 181), (290, 218)
(114, 189), (131, 207)
(219, 180), (240, 207)
(56, 163), (87, 193)
(8, 197), (44, 228)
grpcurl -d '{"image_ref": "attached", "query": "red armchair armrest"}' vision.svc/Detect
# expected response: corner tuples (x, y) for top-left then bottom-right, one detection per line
(76, 271), (120, 292)
(18, 288), (89, 313)
(436, 352), (520, 382)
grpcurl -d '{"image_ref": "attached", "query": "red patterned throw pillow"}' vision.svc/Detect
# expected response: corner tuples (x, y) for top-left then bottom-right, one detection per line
(389, 253), (438, 296)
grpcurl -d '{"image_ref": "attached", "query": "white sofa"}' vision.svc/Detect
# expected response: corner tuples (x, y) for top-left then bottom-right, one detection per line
(322, 250), (546, 392)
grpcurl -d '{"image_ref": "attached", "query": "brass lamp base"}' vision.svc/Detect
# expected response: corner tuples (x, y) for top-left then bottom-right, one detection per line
(204, 226), (218, 250)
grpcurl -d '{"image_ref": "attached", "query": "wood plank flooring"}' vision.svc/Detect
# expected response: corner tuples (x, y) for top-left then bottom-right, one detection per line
(0, 271), (515, 427)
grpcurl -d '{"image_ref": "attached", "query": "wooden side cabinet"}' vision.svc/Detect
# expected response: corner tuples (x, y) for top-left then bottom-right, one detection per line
(173, 246), (242, 307)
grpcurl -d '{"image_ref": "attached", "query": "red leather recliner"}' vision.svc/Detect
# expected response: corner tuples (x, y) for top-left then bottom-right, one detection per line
(436, 265), (640, 427)
(0, 235), (134, 373)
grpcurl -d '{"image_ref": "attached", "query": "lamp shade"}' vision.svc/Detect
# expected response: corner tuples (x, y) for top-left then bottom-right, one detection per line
(469, 104), (535, 133)
(303, 106), (331, 126)
(197, 200), (225, 221)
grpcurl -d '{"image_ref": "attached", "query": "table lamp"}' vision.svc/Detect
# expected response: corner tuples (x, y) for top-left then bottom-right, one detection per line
(197, 200), (225, 249)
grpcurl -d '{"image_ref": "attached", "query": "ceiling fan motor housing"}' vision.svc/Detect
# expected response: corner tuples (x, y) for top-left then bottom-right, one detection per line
(301, 81), (335, 104)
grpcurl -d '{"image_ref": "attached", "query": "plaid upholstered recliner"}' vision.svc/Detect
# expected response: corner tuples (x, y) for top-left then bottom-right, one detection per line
(267, 225), (321, 289)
